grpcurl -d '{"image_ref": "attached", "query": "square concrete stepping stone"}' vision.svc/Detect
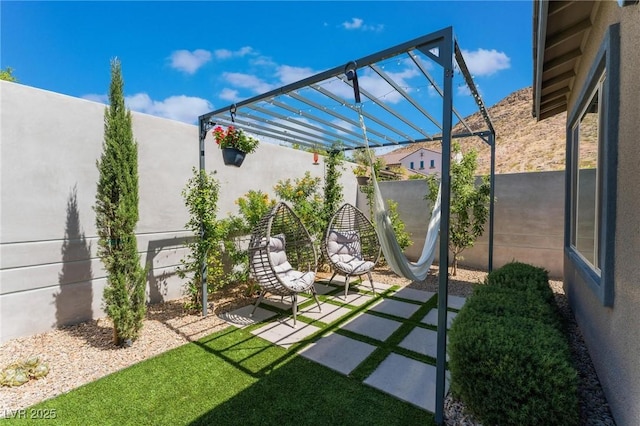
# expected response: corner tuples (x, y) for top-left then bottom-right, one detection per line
(262, 294), (308, 310)
(447, 295), (466, 310)
(219, 305), (276, 327)
(341, 313), (402, 342)
(251, 320), (320, 349)
(311, 283), (335, 295)
(364, 353), (450, 413)
(398, 327), (448, 360)
(299, 333), (377, 375)
(366, 281), (393, 292)
(327, 292), (373, 307)
(367, 299), (420, 319)
(299, 302), (351, 324)
(393, 288), (435, 303)
(421, 309), (458, 329)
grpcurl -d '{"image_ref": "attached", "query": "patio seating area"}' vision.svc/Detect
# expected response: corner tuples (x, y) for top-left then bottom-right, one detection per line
(221, 276), (465, 413)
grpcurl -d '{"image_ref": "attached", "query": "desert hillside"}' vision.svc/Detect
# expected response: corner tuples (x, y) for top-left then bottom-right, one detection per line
(388, 87), (568, 175)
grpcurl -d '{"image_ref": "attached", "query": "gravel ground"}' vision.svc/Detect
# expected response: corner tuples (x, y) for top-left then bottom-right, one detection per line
(0, 266), (615, 424)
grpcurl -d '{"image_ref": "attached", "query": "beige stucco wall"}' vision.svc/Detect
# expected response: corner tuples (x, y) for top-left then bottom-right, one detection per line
(563, 3), (640, 425)
(0, 81), (357, 343)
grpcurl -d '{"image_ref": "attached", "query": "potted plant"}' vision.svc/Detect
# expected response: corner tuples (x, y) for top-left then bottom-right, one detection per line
(353, 165), (370, 185)
(212, 125), (260, 167)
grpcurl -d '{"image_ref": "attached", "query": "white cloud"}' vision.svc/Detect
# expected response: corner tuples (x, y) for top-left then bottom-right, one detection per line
(460, 48), (510, 77)
(214, 46), (255, 60)
(343, 17), (363, 30)
(222, 72), (274, 94)
(342, 17), (384, 32)
(125, 93), (212, 123)
(219, 88), (240, 102)
(168, 49), (212, 74)
(82, 94), (108, 104)
(251, 56), (277, 67)
(276, 65), (315, 85)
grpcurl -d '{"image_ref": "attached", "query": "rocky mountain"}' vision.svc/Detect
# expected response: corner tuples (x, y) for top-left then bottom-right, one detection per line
(387, 87), (568, 175)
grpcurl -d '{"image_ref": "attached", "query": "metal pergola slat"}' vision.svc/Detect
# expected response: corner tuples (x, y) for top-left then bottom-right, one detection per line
(197, 26), (495, 425)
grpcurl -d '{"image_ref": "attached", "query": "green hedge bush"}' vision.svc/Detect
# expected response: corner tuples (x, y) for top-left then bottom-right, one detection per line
(485, 261), (554, 303)
(464, 285), (562, 331)
(448, 261), (579, 425)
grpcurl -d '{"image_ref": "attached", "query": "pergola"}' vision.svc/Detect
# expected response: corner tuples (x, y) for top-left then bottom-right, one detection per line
(198, 26), (495, 424)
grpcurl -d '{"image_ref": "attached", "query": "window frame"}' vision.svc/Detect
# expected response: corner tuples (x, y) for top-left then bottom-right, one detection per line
(565, 24), (619, 306)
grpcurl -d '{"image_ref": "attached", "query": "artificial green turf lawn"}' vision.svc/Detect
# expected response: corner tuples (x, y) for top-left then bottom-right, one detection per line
(5, 326), (434, 426)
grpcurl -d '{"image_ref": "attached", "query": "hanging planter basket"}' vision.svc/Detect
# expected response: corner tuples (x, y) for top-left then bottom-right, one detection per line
(356, 176), (370, 185)
(222, 147), (246, 167)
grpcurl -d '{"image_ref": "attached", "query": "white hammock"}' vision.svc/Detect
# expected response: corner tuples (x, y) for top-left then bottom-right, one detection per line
(358, 106), (442, 282)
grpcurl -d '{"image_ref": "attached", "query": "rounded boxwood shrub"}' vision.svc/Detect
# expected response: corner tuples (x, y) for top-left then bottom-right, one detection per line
(448, 309), (578, 426)
(466, 285), (562, 330)
(485, 261), (554, 303)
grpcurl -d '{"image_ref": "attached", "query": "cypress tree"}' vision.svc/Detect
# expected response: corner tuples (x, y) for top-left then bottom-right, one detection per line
(94, 58), (146, 346)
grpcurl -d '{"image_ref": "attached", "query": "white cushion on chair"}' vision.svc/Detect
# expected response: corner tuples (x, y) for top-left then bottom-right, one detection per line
(327, 230), (374, 275)
(327, 230), (362, 256)
(265, 233), (315, 292)
(331, 255), (375, 275)
(278, 270), (316, 292)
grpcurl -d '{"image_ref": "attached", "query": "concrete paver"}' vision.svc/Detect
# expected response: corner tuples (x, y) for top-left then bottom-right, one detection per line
(367, 298), (421, 319)
(299, 333), (377, 375)
(220, 305), (276, 328)
(421, 309), (458, 329)
(298, 302), (351, 324)
(364, 353), (450, 413)
(251, 320), (321, 349)
(341, 313), (403, 342)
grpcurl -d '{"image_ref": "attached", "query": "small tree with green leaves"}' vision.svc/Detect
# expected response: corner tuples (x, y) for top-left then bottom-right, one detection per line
(229, 190), (277, 290)
(274, 171), (324, 239)
(0, 67), (17, 82)
(177, 168), (230, 311)
(426, 142), (490, 275)
(94, 59), (146, 346)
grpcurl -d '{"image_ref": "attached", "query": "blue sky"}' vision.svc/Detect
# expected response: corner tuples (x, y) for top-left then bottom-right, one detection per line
(2, 1), (533, 127)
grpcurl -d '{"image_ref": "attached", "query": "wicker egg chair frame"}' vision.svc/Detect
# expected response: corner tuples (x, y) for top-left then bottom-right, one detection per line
(248, 202), (321, 326)
(322, 203), (381, 298)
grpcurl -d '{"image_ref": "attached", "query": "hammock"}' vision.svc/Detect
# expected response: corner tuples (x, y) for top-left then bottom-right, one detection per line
(358, 106), (442, 282)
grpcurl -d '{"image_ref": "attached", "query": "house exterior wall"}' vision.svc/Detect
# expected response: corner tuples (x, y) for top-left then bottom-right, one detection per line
(562, 3), (640, 425)
(0, 81), (358, 343)
(356, 170), (565, 278)
(401, 149), (441, 175)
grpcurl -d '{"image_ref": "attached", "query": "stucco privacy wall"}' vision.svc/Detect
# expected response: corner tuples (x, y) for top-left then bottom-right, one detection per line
(358, 170), (565, 278)
(562, 3), (640, 425)
(0, 81), (357, 343)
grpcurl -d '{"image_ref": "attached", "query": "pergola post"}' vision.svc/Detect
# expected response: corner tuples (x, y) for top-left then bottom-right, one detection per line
(198, 118), (208, 317)
(435, 26), (453, 426)
(489, 132), (496, 272)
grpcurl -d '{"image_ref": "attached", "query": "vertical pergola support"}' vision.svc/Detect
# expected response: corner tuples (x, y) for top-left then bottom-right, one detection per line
(489, 132), (496, 272)
(434, 27), (453, 426)
(198, 119), (210, 317)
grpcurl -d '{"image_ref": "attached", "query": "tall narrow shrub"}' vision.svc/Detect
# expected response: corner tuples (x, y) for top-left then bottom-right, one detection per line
(94, 58), (146, 346)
